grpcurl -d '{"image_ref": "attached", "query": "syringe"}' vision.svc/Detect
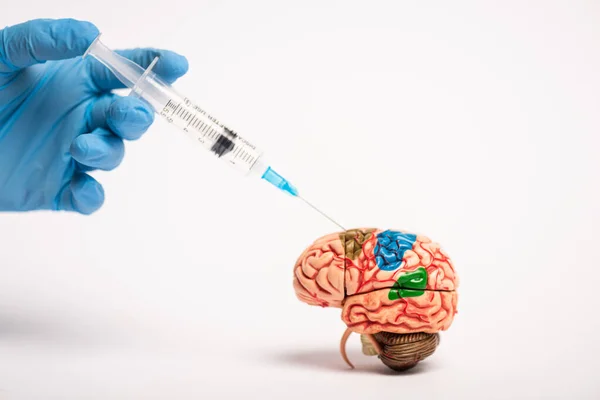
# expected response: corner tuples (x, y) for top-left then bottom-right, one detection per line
(84, 35), (345, 230)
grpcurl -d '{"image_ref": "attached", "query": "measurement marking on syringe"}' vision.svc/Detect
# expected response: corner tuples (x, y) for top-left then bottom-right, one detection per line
(164, 100), (256, 167)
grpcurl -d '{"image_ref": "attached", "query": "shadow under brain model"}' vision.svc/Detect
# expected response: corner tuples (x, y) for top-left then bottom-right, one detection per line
(270, 347), (435, 376)
(293, 228), (459, 372)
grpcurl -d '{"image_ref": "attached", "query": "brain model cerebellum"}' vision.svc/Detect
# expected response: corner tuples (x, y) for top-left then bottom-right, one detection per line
(293, 228), (459, 371)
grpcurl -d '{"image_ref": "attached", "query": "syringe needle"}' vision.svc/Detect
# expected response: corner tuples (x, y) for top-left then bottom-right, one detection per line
(258, 167), (346, 230)
(298, 195), (346, 231)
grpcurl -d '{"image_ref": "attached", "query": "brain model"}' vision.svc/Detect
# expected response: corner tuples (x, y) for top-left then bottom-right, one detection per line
(293, 228), (459, 371)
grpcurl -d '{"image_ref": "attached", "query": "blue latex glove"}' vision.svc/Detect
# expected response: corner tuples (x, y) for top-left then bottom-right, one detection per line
(0, 19), (188, 214)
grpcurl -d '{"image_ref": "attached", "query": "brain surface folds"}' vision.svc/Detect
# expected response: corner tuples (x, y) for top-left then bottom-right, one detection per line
(342, 289), (458, 334)
(293, 228), (459, 335)
(293, 232), (345, 307)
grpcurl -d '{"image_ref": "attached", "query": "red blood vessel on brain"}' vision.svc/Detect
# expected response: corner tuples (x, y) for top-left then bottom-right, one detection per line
(293, 228), (459, 371)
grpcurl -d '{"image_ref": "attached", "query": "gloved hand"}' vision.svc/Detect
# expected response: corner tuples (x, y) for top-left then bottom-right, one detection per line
(0, 18), (188, 214)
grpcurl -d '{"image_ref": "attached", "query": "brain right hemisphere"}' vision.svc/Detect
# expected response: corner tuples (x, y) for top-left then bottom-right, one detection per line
(293, 228), (459, 335)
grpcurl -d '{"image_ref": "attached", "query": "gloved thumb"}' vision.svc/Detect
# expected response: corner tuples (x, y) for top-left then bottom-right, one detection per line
(0, 18), (98, 73)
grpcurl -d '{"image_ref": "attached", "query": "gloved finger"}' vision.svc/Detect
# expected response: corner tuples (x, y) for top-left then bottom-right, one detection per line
(0, 18), (98, 73)
(85, 94), (117, 132)
(89, 47), (188, 92)
(70, 128), (125, 171)
(57, 172), (104, 215)
(74, 161), (95, 173)
(87, 96), (154, 140)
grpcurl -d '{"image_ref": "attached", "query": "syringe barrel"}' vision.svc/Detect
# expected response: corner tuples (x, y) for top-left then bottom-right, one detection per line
(136, 73), (266, 175)
(85, 36), (266, 176)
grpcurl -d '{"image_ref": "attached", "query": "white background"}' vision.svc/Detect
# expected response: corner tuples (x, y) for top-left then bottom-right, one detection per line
(1, 1), (600, 399)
